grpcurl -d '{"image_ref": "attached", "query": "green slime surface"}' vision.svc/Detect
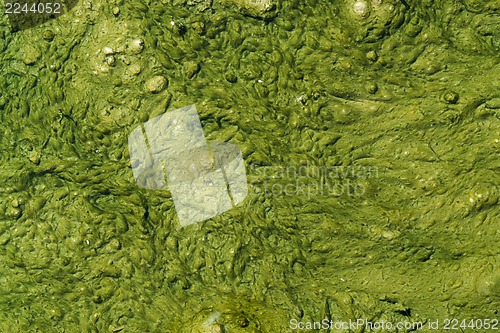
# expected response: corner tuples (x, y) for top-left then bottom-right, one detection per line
(0, 0), (499, 332)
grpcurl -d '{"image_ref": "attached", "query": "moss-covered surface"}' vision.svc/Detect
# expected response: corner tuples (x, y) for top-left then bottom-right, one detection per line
(0, 0), (499, 332)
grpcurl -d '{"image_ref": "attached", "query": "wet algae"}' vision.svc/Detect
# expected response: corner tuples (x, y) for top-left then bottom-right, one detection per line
(0, 0), (499, 332)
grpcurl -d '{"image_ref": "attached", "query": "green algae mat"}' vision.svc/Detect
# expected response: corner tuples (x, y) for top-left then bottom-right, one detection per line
(0, 0), (499, 332)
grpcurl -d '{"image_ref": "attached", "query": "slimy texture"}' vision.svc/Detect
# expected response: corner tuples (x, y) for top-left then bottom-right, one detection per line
(0, 0), (499, 332)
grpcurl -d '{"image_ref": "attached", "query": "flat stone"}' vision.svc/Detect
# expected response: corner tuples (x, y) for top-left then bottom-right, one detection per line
(485, 98), (500, 109)
(145, 76), (168, 93)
